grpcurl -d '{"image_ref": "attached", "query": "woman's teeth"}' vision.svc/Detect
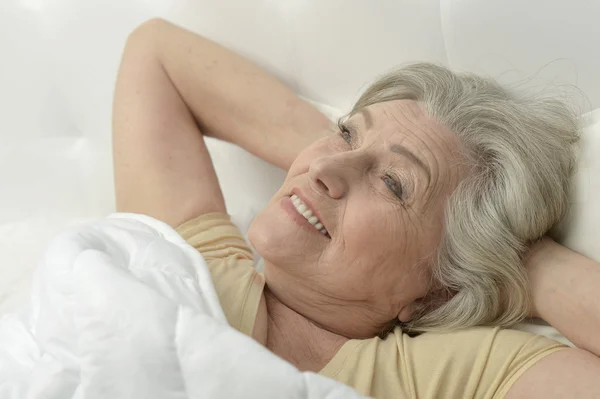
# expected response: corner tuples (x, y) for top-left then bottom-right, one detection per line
(290, 194), (328, 236)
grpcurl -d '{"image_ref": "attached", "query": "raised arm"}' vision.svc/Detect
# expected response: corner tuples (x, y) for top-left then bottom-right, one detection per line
(141, 19), (332, 168)
(526, 237), (600, 356)
(113, 19), (331, 226)
(505, 238), (600, 398)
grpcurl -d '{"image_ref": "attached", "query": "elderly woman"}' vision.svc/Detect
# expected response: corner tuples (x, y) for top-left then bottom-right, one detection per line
(113, 19), (600, 398)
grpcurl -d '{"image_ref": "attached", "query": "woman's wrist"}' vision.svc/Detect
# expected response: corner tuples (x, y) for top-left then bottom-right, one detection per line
(524, 237), (572, 319)
(525, 238), (600, 355)
(525, 237), (599, 321)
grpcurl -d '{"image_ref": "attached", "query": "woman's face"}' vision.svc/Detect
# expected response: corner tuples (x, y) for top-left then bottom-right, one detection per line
(249, 99), (466, 338)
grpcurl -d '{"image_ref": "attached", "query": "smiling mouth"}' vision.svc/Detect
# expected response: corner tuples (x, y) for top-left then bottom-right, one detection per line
(290, 194), (330, 237)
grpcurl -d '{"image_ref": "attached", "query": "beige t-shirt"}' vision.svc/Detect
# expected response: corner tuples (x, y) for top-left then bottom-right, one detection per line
(176, 213), (567, 399)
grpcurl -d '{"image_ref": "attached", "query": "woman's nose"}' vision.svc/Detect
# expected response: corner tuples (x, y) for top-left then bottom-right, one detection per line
(308, 153), (363, 199)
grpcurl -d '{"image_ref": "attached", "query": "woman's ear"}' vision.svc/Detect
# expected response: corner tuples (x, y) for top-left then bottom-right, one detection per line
(397, 305), (414, 323)
(397, 298), (423, 323)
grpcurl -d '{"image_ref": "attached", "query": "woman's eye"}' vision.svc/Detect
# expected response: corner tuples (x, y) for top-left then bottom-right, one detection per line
(339, 124), (353, 145)
(383, 175), (404, 200)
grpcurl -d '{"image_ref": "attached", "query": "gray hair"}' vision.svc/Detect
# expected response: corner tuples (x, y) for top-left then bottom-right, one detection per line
(348, 63), (580, 332)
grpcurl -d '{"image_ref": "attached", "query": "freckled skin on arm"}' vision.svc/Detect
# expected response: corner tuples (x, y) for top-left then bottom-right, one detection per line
(112, 19), (331, 227)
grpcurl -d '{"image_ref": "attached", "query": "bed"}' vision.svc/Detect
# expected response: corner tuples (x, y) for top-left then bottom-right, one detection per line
(1, 0), (600, 372)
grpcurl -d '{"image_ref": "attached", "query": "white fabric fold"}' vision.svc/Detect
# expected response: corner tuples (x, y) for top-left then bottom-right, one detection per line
(0, 214), (365, 399)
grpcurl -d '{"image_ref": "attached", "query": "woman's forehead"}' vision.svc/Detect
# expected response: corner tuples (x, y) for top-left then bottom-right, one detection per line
(353, 100), (463, 156)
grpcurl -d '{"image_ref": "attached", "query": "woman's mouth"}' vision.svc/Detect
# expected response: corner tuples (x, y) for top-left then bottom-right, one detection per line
(289, 194), (330, 237)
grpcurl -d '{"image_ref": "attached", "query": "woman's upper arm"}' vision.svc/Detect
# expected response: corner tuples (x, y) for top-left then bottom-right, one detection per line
(112, 19), (332, 227)
(505, 349), (600, 398)
(112, 21), (225, 228)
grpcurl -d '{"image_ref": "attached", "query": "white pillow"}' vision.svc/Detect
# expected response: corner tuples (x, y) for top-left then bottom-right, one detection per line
(553, 108), (600, 260)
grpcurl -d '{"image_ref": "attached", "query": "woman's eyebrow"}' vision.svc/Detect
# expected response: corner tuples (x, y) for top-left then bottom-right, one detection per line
(353, 109), (431, 181)
(390, 144), (431, 183)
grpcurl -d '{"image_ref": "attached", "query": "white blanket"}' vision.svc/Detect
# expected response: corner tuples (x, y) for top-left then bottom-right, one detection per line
(0, 214), (365, 399)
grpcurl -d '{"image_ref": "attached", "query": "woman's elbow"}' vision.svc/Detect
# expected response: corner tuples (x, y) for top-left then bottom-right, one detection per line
(123, 18), (170, 55)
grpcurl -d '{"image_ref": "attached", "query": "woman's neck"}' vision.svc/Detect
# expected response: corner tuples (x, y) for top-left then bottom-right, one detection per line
(262, 286), (349, 372)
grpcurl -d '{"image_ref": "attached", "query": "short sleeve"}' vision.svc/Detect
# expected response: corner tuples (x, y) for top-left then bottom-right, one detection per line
(491, 329), (569, 398)
(176, 213), (264, 336)
(405, 327), (568, 399)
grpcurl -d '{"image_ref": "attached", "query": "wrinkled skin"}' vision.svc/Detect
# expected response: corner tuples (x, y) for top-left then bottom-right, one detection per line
(249, 99), (466, 338)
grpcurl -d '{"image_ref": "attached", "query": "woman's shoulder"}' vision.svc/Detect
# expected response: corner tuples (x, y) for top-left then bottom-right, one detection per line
(404, 326), (566, 357)
(176, 212), (255, 262)
(323, 326), (568, 399)
(176, 212), (263, 336)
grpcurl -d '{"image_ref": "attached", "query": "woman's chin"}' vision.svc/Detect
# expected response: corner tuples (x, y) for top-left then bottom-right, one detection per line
(248, 208), (309, 264)
(249, 212), (285, 258)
